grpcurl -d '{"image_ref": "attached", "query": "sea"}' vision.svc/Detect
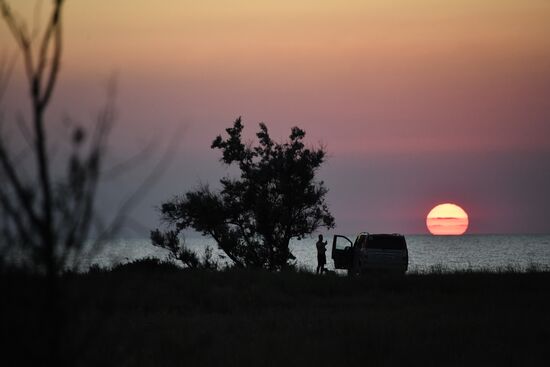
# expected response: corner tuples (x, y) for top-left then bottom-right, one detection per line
(89, 234), (550, 273)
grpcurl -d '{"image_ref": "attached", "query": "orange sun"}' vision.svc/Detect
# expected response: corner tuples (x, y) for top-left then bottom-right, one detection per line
(426, 203), (469, 235)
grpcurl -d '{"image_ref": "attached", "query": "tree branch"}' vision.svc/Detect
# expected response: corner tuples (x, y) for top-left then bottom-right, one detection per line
(39, 0), (63, 109)
(0, 139), (41, 227)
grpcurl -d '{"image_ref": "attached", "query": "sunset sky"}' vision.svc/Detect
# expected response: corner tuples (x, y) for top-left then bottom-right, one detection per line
(2, 0), (550, 235)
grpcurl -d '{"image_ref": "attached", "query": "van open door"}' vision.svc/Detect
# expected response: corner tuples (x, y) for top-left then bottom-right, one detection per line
(332, 235), (354, 270)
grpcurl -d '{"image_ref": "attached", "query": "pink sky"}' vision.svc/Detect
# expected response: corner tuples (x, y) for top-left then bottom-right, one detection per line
(2, 0), (550, 234)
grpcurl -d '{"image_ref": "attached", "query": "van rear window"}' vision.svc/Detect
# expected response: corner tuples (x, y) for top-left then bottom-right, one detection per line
(367, 235), (406, 250)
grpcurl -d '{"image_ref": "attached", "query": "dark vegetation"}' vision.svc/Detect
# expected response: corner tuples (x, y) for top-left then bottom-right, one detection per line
(2, 260), (549, 366)
(152, 118), (334, 270)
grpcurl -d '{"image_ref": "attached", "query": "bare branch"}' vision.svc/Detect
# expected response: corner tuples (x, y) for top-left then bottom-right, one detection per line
(38, 0), (63, 108)
(0, 188), (35, 249)
(102, 140), (156, 180)
(16, 112), (33, 150)
(105, 125), (182, 236)
(0, 1), (35, 91)
(31, 0), (43, 41)
(0, 50), (17, 103)
(0, 138), (41, 227)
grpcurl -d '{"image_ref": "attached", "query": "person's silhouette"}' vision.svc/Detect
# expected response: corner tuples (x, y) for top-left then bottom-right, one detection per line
(316, 234), (328, 274)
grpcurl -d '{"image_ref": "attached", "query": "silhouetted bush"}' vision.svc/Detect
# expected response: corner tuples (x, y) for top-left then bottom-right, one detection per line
(153, 118), (334, 270)
(110, 257), (182, 273)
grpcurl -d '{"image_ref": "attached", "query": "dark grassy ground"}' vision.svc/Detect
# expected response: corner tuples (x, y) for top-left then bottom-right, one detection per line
(2, 259), (550, 366)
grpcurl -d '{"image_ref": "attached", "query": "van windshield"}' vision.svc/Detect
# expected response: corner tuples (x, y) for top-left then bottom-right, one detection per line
(367, 235), (406, 250)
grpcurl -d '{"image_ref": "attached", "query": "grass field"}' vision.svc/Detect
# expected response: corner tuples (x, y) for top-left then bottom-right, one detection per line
(2, 259), (550, 366)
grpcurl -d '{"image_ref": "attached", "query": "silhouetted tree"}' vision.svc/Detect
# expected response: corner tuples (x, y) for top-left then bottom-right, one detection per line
(150, 229), (218, 269)
(153, 118), (334, 270)
(0, 0), (125, 274)
(1, 1), (177, 364)
(0, 0), (171, 275)
(0, 1), (140, 364)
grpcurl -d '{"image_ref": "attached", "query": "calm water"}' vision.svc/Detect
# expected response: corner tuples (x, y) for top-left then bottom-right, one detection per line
(91, 234), (550, 272)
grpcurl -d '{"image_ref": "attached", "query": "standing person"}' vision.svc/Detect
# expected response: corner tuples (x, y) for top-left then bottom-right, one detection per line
(316, 234), (328, 274)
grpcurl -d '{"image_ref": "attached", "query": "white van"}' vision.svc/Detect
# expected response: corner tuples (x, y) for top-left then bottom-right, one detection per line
(332, 232), (408, 275)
